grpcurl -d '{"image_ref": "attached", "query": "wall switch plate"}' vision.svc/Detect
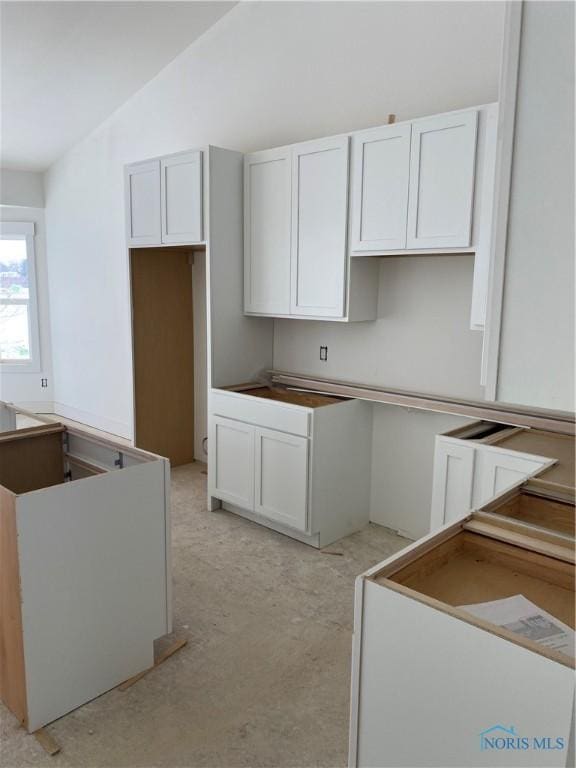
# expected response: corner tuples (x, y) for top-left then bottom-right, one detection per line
(41, 378), (48, 388)
(320, 346), (328, 362)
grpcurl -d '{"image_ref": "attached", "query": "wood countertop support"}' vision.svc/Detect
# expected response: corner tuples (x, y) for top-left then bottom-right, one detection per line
(269, 371), (575, 436)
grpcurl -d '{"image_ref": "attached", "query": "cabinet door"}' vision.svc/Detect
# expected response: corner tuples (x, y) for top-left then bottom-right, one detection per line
(125, 160), (161, 247)
(350, 124), (411, 252)
(161, 151), (203, 244)
(244, 148), (291, 314)
(477, 451), (547, 504)
(429, 438), (475, 530)
(407, 110), (478, 249)
(254, 427), (308, 531)
(290, 136), (349, 317)
(209, 417), (254, 509)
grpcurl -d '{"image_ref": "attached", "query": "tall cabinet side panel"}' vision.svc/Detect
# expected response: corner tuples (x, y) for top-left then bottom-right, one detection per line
(207, 147), (274, 389)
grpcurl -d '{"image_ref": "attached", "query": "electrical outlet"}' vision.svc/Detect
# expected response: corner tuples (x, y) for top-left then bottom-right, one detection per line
(319, 346), (328, 362)
(41, 378), (48, 388)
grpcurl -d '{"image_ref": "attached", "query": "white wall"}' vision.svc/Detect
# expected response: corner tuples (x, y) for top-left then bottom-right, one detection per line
(370, 406), (473, 539)
(497, 1), (575, 411)
(0, 206), (53, 406)
(274, 255), (485, 399)
(0, 169), (44, 208)
(44, 0), (504, 438)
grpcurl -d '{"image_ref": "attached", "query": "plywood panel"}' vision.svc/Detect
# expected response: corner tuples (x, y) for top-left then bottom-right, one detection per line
(0, 485), (27, 726)
(131, 247), (194, 466)
(0, 428), (65, 494)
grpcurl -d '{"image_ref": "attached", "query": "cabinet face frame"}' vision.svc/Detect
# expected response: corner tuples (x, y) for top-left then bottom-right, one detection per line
(244, 148), (292, 315)
(290, 136), (350, 318)
(160, 151), (203, 245)
(406, 109), (478, 249)
(125, 160), (162, 247)
(350, 123), (412, 252)
(254, 426), (309, 531)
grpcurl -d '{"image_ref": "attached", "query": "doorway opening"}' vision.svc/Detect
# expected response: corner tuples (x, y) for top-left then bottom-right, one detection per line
(130, 245), (206, 467)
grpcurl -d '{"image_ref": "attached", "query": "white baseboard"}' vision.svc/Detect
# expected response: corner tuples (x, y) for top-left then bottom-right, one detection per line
(52, 402), (132, 441)
(11, 400), (55, 412)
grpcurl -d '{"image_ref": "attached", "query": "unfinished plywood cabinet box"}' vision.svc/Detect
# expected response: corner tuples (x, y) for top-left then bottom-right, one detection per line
(208, 387), (372, 546)
(0, 412), (171, 732)
(349, 480), (575, 768)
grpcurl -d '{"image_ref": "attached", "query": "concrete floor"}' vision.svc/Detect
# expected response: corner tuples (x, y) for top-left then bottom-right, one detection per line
(1, 462), (410, 768)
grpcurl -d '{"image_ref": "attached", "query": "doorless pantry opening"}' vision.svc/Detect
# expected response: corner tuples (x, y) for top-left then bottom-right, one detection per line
(130, 245), (203, 466)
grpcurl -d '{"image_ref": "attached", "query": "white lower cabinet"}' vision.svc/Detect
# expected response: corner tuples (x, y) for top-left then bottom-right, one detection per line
(430, 424), (554, 531)
(0, 411), (171, 733)
(209, 389), (372, 547)
(350, 485), (575, 768)
(254, 427), (308, 530)
(211, 417), (255, 509)
(475, 449), (547, 502)
(430, 439), (475, 528)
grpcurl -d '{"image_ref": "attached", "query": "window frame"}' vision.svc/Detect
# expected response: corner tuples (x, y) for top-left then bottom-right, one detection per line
(0, 221), (41, 373)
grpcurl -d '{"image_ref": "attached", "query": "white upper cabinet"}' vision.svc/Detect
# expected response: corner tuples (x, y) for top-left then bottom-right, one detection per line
(125, 150), (203, 247)
(161, 151), (203, 244)
(125, 160), (161, 247)
(406, 110), (478, 249)
(290, 136), (349, 317)
(244, 148), (291, 314)
(350, 124), (411, 251)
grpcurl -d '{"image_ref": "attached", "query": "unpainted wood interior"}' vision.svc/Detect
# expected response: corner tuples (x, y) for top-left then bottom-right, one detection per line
(487, 490), (575, 537)
(381, 531), (575, 629)
(0, 428), (66, 494)
(232, 385), (344, 409)
(493, 429), (575, 487)
(0, 485), (28, 726)
(131, 246), (196, 467)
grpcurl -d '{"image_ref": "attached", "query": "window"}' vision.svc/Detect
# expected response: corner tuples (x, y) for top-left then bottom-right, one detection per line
(0, 222), (40, 371)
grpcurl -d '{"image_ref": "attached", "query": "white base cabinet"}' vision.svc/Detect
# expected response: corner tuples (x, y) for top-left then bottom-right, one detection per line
(209, 388), (372, 547)
(430, 422), (555, 531)
(0, 411), (171, 733)
(350, 485), (575, 768)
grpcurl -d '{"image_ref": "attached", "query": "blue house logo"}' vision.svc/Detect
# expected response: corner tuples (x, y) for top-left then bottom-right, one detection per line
(480, 725), (565, 752)
(480, 725), (518, 750)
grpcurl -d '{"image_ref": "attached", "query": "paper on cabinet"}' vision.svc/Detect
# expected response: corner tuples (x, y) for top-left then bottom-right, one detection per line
(459, 594), (575, 658)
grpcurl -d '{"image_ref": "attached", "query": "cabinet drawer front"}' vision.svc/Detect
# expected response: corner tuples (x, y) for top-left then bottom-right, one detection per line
(209, 417), (254, 509)
(290, 136), (349, 317)
(211, 392), (310, 437)
(125, 160), (161, 246)
(407, 110), (478, 249)
(161, 151), (203, 244)
(255, 427), (308, 531)
(244, 148), (291, 315)
(350, 124), (411, 252)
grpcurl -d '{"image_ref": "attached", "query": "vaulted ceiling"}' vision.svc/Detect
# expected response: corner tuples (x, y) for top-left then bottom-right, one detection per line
(0, 1), (236, 171)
